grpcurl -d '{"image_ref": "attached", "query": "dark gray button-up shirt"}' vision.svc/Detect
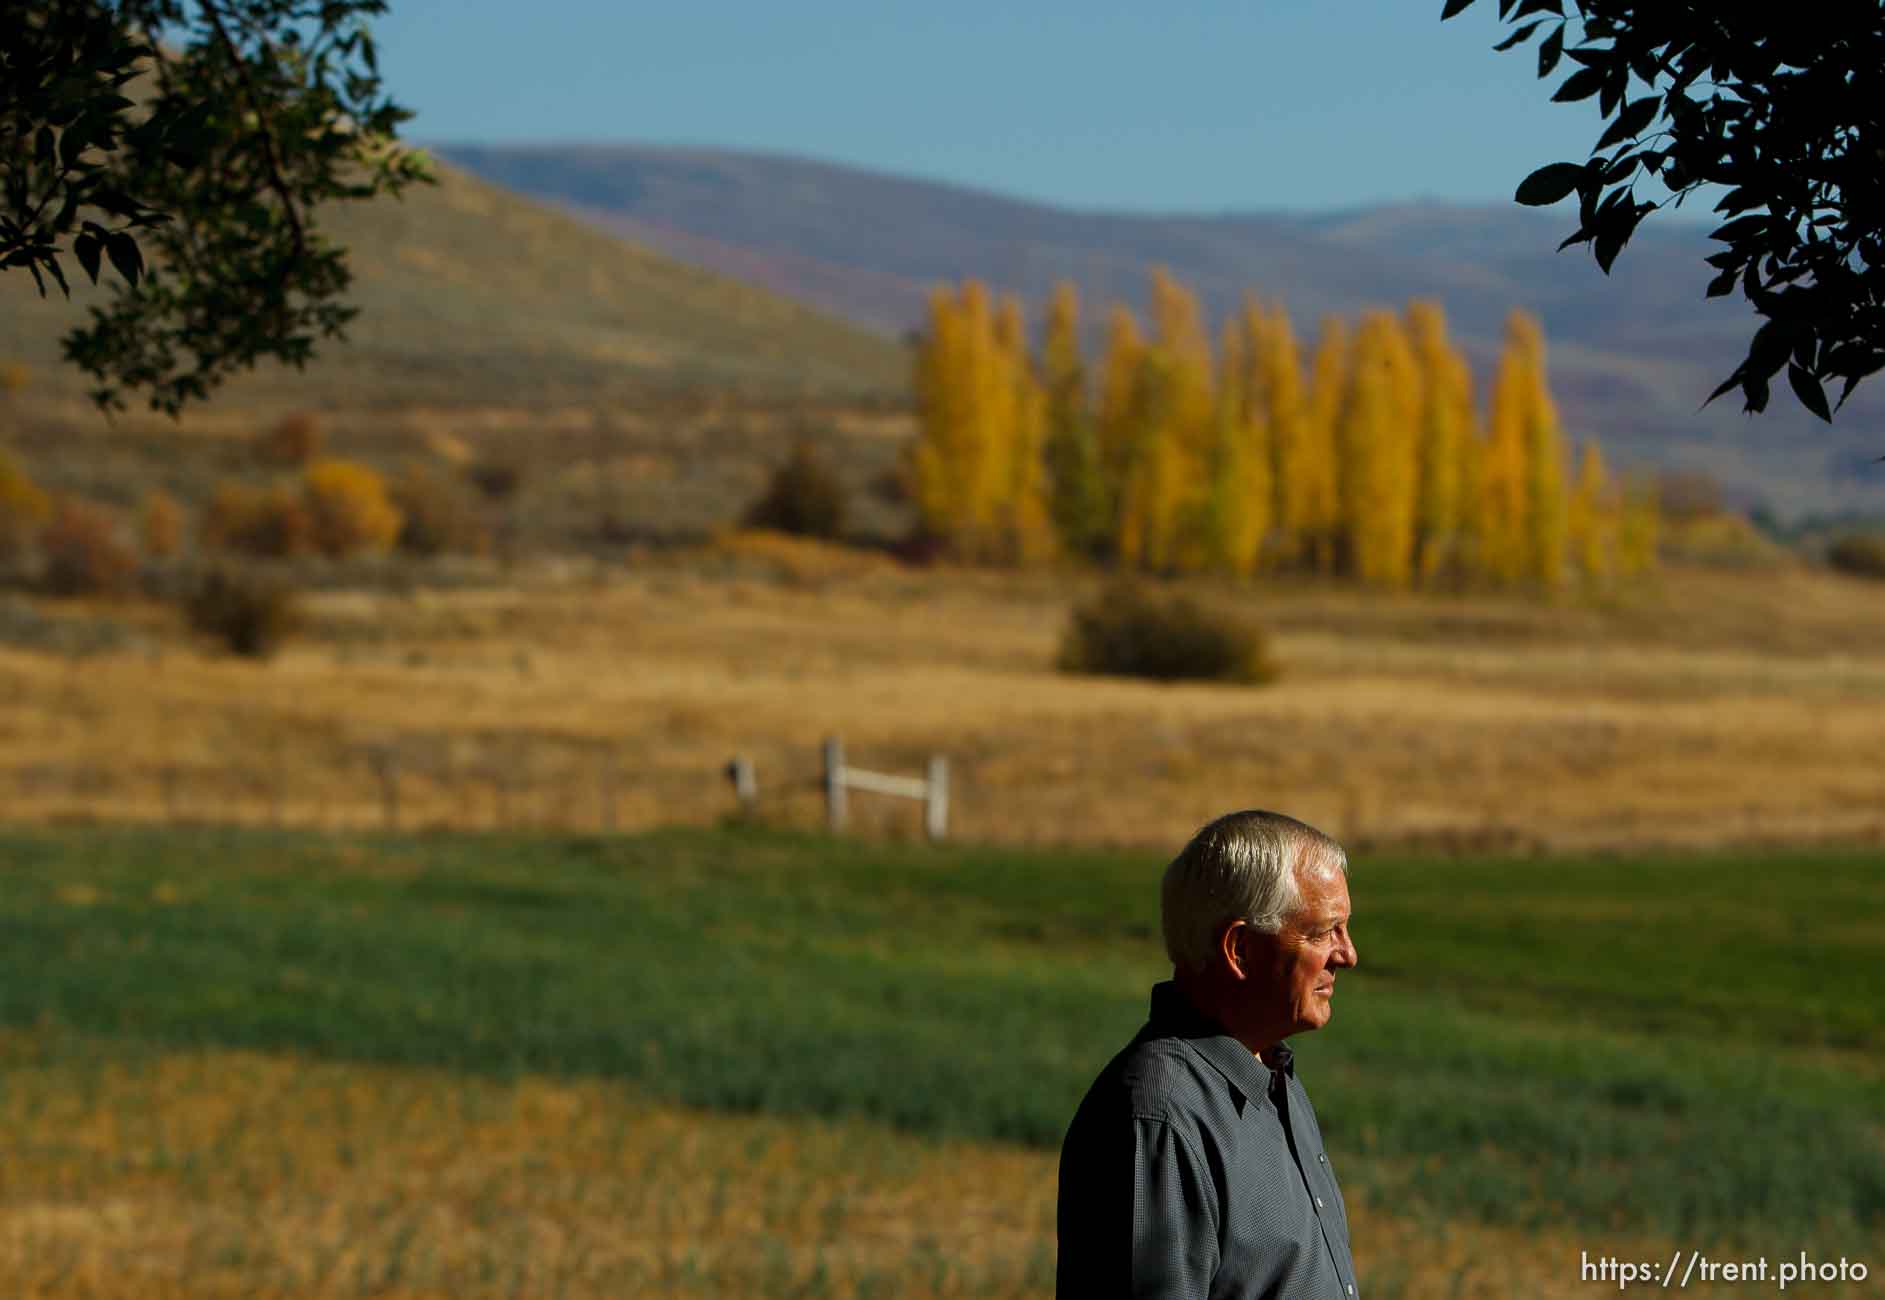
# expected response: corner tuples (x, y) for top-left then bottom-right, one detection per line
(1056, 982), (1360, 1299)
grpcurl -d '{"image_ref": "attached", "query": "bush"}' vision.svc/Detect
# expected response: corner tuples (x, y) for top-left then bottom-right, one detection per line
(202, 481), (313, 558)
(141, 489), (185, 558)
(303, 459), (403, 558)
(0, 449), (50, 560)
(466, 456), (524, 502)
(1057, 581), (1280, 685)
(40, 499), (138, 597)
(392, 463), (488, 556)
(1826, 533), (1885, 580)
(183, 568), (301, 658)
(263, 411), (324, 466)
(742, 440), (847, 540)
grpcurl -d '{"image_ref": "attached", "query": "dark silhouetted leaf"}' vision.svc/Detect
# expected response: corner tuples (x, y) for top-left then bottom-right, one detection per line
(1441, 0), (1477, 18)
(74, 232), (102, 284)
(1788, 363), (1831, 421)
(1493, 20), (1541, 50)
(104, 232), (143, 286)
(1553, 66), (1605, 101)
(1537, 24), (1564, 76)
(1515, 161), (1584, 205)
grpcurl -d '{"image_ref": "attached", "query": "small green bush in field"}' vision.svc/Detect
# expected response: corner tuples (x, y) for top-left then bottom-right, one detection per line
(1826, 533), (1885, 580)
(1057, 581), (1280, 685)
(743, 439), (847, 540)
(183, 568), (302, 658)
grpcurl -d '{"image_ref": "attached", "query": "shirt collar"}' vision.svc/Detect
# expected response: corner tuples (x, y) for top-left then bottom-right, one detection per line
(1146, 980), (1293, 1108)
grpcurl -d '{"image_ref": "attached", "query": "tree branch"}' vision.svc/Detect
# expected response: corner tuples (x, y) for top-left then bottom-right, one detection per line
(198, 0), (306, 266)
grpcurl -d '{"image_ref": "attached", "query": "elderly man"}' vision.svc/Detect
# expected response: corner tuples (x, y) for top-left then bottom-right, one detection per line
(1057, 810), (1361, 1299)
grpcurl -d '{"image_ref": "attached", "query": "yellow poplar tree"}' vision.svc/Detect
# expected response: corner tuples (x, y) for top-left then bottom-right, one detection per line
(1479, 321), (1533, 584)
(1406, 300), (1471, 583)
(1118, 269), (1215, 572)
(1455, 422), (1489, 583)
(1336, 311), (1420, 586)
(1039, 281), (1110, 559)
(1248, 301), (1307, 567)
(1511, 310), (1569, 589)
(1297, 317), (1349, 573)
(1616, 475), (1661, 576)
(1206, 314), (1270, 576)
(1566, 440), (1616, 583)
(1093, 302), (1147, 554)
(995, 294), (1055, 564)
(910, 281), (1012, 559)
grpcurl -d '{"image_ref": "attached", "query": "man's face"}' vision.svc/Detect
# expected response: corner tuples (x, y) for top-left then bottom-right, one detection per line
(1237, 863), (1357, 1040)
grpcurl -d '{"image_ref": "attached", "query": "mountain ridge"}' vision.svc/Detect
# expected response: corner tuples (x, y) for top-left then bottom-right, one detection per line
(439, 141), (1885, 521)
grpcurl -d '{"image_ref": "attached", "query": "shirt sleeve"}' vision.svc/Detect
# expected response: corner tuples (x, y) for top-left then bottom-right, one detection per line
(1128, 1115), (1221, 1297)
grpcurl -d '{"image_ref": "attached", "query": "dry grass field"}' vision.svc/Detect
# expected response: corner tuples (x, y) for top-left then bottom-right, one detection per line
(0, 1036), (1806, 1300)
(2, 534), (1883, 853)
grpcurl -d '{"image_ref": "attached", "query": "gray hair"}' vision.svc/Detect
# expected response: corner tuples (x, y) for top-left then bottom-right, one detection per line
(1160, 810), (1348, 973)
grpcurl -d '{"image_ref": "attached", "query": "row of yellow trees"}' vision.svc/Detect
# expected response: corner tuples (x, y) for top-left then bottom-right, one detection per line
(908, 271), (1657, 587)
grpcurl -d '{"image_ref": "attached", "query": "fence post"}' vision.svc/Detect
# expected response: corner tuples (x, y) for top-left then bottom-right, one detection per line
(925, 755), (949, 841)
(726, 755), (757, 815)
(823, 736), (847, 833)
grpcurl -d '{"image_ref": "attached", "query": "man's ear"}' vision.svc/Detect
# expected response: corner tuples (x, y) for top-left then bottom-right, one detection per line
(1217, 919), (1248, 981)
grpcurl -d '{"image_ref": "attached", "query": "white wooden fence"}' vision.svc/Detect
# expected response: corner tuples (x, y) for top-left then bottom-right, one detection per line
(724, 736), (949, 839)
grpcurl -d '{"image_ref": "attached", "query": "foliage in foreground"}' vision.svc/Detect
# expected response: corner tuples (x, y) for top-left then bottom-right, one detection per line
(1449, 0), (1884, 421)
(1057, 581), (1280, 684)
(0, 825), (1877, 1246)
(2, 2), (430, 414)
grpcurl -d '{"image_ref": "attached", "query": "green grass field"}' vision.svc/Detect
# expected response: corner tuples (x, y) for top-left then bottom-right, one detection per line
(1, 825), (1879, 1256)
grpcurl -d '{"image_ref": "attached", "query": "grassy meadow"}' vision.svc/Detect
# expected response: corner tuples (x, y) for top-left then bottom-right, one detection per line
(3, 543), (1885, 855)
(0, 824), (1879, 1298)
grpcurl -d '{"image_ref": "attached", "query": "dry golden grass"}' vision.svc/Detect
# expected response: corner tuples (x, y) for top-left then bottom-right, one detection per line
(0, 1036), (1812, 1300)
(2, 552), (1884, 852)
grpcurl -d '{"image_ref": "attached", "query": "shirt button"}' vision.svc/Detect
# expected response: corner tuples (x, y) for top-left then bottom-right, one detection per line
(1318, 1154), (1327, 1163)
(1315, 1196), (1325, 1208)
(1347, 1286), (1355, 1296)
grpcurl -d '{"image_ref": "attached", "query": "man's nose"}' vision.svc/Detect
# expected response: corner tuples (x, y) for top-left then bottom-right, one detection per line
(1334, 932), (1358, 969)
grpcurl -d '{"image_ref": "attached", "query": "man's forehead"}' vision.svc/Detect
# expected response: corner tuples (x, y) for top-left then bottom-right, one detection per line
(1296, 863), (1351, 919)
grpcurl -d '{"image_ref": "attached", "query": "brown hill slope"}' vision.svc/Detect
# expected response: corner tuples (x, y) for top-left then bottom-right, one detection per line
(0, 158), (909, 414)
(440, 142), (1885, 521)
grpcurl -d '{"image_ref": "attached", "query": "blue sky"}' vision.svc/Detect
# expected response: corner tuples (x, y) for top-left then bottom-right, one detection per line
(374, 0), (1624, 215)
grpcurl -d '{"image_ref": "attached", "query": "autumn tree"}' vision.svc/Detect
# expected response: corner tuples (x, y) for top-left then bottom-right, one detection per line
(1040, 282), (1111, 559)
(1091, 303), (1148, 555)
(1204, 314), (1271, 576)
(1566, 439), (1617, 582)
(1336, 311), (1421, 587)
(1406, 300), (1473, 581)
(1294, 317), (1349, 572)
(3, 2), (430, 414)
(1118, 270), (1216, 572)
(1444, 0), (1883, 421)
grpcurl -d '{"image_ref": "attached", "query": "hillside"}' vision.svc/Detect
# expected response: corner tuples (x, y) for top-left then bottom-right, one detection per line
(0, 158), (909, 416)
(439, 142), (1885, 521)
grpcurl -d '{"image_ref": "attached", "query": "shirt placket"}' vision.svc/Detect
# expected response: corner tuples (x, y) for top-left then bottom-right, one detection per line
(1271, 1069), (1359, 1299)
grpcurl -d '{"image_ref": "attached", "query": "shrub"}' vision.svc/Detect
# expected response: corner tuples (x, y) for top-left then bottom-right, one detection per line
(466, 456), (524, 502)
(40, 499), (138, 597)
(183, 568), (301, 658)
(1057, 581), (1280, 685)
(1826, 533), (1885, 580)
(263, 411), (324, 466)
(141, 489), (185, 558)
(742, 440), (847, 540)
(0, 449), (50, 560)
(303, 459), (403, 558)
(392, 463), (488, 556)
(202, 481), (312, 558)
